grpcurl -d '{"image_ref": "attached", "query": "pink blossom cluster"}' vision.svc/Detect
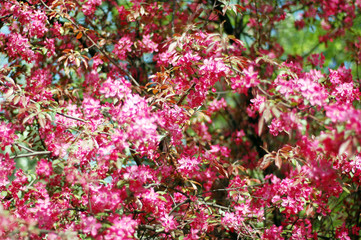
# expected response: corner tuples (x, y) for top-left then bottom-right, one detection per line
(231, 65), (260, 94)
(1, 0), (361, 239)
(113, 36), (133, 61)
(82, 0), (103, 16)
(4, 33), (36, 63)
(0, 123), (18, 150)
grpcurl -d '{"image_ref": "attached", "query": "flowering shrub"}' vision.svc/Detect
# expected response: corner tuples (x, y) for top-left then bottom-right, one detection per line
(1, 0), (361, 239)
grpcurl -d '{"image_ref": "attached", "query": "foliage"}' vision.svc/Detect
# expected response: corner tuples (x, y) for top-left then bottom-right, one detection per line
(1, 0), (361, 239)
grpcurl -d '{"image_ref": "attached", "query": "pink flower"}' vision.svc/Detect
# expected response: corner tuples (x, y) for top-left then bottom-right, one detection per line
(0, 123), (17, 150)
(233, 130), (245, 145)
(200, 58), (229, 76)
(44, 38), (55, 57)
(329, 66), (353, 85)
(82, 0), (102, 16)
(142, 188), (161, 212)
(5, 33), (35, 62)
(297, 76), (328, 106)
(357, 0), (361, 8)
(325, 104), (355, 123)
(177, 157), (200, 176)
(250, 95), (266, 112)
(160, 214), (178, 232)
(81, 215), (102, 237)
(176, 51), (201, 68)
(294, 19), (305, 29)
(321, 19), (331, 30)
(248, 18), (260, 28)
(290, 221), (314, 240)
(92, 55), (103, 69)
(262, 225), (284, 240)
(105, 216), (138, 239)
(222, 212), (242, 231)
(206, 98), (227, 115)
(11, 5), (47, 37)
(99, 77), (131, 99)
(0, 153), (15, 189)
(26, 10), (48, 37)
(268, 119), (284, 136)
(36, 159), (53, 179)
(307, 53), (325, 67)
(113, 36), (133, 60)
(31, 195), (59, 229)
(90, 185), (122, 214)
(184, 228), (200, 240)
(140, 34), (158, 52)
(332, 82), (359, 104)
(82, 97), (101, 118)
(231, 66), (259, 93)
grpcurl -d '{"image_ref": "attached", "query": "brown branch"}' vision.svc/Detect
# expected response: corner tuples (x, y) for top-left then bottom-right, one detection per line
(130, 148), (142, 166)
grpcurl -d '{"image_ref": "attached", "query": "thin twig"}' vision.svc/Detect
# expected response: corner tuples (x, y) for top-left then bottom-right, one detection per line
(82, 32), (140, 87)
(15, 143), (35, 153)
(177, 82), (196, 105)
(171, 0), (176, 34)
(138, 225), (157, 231)
(302, 42), (321, 58)
(56, 112), (88, 123)
(130, 148), (142, 166)
(11, 151), (52, 159)
(88, 190), (92, 214)
(169, 199), (191, 215)
(199, 201), (229, 210)
(29, 99), (88, 123)
(39, 0), (140, 87)
(0, 14), (12, 21)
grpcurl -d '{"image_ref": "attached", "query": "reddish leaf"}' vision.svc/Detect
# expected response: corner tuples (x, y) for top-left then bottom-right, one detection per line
(235, 4), (246, 12)
(13, 95), (20, 105)
(4, 88), (14, 100)
(275, 151), (282, 169)
(258, 154), (274, 170)
(339, 138), (352, 156)
(76, 31), (83, 39)
(258, 115), (264, 136)
(38, 115), (46, 128)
